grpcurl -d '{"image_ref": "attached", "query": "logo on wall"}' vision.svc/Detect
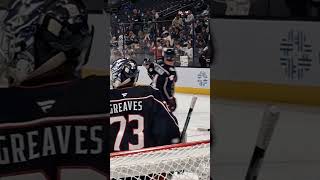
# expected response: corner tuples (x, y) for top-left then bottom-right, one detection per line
(280, 30), (313, 80)
(197, 71), (208, 87)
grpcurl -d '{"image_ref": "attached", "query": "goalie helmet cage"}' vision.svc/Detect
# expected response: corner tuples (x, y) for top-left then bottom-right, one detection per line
(110, 140), (211, 180)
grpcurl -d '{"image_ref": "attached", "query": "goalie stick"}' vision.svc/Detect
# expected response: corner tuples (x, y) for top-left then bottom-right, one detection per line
(245, 105), (280, 180)
(180, 96), (198, 142)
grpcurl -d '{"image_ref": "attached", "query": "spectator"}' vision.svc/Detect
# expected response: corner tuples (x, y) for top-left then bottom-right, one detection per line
(199, 46), (211, 67)
(176, 42), (193, 63)
(185, 10), (195, 24)
(143, 33), (152, 47)
(171, 27), (180, 40)
(150, 40), (164, 60)
(163, 40), (170, 48)
(151, 9), (159, 20)
(162, 31), (174, 47)
(155, 11), (160, 20)
(201, 9), (210, 17)
(132, 8), (142, 34)
(111, 36), (118, 48)
(110, 0), (211, 67)
(144, 10), (152, 21)
(172, 13), (184, 31)
(196, 36), (206, 49)
(127, 31), (139, 46)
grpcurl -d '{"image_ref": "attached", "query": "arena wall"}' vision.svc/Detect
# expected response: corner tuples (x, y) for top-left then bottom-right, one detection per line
(211, 18), (320, 106)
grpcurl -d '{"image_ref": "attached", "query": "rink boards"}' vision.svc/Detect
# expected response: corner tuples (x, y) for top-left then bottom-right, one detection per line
(137, 66), (210, 95)
(211, 18), (320, 106)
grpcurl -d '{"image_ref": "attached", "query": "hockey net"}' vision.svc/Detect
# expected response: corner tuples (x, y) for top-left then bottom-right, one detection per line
(110, 140), (210, 180)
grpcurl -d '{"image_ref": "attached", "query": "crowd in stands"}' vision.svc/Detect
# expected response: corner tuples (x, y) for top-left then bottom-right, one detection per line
(110, 0), (212, 67)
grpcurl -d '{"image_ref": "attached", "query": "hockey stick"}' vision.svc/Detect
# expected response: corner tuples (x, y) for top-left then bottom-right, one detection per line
(180, 96), (198, 142)
(196, 128), (211, 131)
(188, 127), (211, 132)
(245, 105), (280, 180)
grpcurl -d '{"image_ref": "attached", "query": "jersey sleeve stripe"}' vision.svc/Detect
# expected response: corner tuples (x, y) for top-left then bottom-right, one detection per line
(110, 95), (154, 103)
(153, 74), (159, 88)
(163, 77), (171, 99)
(152, 97), (179, 128)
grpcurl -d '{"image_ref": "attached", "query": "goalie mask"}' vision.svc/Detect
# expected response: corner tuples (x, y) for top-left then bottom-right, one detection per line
(0, 0), (94, 86)
(111, 58), (139, 89)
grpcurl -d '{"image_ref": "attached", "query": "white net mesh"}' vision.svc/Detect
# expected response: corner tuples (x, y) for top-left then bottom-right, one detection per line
(110, 140), (210, 180)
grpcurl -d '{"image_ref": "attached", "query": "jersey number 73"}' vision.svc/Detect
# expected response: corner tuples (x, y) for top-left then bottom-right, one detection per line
(110, 115), (144, 151)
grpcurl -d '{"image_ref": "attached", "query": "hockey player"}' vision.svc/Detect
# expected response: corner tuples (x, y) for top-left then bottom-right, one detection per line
(143, 48), (178, 112)
(0, 0), (108, 179)
(110, 58), (180, 153)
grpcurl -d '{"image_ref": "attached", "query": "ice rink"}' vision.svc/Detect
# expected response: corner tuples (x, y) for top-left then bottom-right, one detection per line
(213, 99), (320, 180)
(174, 93), (211, 142)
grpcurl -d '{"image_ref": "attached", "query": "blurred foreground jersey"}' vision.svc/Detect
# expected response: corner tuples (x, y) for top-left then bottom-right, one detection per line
(0, 76), (108, 180)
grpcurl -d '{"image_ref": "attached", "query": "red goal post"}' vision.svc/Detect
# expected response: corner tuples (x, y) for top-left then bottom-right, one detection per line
(110, 140), (211, 180)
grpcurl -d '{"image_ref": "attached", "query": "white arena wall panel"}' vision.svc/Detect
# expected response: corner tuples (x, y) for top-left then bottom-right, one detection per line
(211, 18), (320, 106)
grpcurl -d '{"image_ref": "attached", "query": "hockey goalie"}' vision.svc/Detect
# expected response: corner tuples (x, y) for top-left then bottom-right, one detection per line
(110, 58), (181, 179)
(110, 58), (180, 153)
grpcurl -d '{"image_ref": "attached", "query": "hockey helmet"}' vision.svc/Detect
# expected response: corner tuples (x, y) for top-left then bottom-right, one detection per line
(164, 48), (175, 61)
(111, 58), (139, 88)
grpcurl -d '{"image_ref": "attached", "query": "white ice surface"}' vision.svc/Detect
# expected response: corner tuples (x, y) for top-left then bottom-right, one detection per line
(174, 93), (210, 142)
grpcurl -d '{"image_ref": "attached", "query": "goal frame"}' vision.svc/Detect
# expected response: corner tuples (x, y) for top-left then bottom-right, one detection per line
(110, 140), (211, 158)
(111, 140), (211, 179)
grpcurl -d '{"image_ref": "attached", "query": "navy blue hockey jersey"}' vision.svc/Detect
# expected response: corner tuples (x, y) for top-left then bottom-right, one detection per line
(0, 76), (108, 180)
(110, 85), (180, 153)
